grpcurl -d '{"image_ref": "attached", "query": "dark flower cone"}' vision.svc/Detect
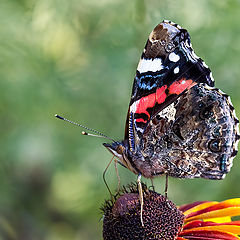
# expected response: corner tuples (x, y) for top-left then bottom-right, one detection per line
(102, 184), (185, 240)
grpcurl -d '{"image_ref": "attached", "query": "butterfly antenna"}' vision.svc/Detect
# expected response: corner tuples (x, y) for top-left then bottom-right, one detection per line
(55, 114), (115, 142)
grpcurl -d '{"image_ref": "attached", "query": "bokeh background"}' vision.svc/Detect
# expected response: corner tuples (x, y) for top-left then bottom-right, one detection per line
(1, 0), (240, 239)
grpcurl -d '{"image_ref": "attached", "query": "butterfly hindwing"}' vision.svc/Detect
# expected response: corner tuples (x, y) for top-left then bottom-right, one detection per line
(138, 84), (239, 179)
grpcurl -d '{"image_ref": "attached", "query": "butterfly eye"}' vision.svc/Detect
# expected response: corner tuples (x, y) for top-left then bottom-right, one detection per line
(117, 145), (125, 154)
(208, 139), (221, 152)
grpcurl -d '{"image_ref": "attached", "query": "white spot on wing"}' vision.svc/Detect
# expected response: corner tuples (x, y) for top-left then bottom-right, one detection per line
(163, 20), (171, 23)
(221, 173), (226, 179)
(236, 126), (240, 136)
(233, 139), (239, 149)
(163, 20), (182, 29)
(130, 101), (144, 134)
(191, 50), (199, 60)
(136, 126), (144, 133)
(210, 72), (214, 82)
(227, 95), (233, 106)
(130, 101), (137, 113)
(169, 52), (180, 62)
(174, 66), (179, 74)
(137, 58), (163, 74)
(157, 102), (176, 121)
(202, 61), (208, 68)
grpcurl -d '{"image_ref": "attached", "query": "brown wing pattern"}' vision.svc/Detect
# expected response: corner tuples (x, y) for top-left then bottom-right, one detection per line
(137, 84), (239, 179)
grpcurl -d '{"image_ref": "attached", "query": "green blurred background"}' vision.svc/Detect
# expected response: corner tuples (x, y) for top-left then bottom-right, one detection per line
(1, 0), (240, 239)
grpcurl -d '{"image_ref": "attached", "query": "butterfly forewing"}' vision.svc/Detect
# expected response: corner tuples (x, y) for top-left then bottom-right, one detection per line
(126, 20), (214, 152)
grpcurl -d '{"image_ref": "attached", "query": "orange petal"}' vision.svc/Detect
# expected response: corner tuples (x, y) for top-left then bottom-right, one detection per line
(183, 220), (212, 230)
(185, 206), (240, 222)
(189, 225), (240, 235)
(185, 198), (240, 217)
(179, 201), (211, 212)
(179, 229), (240, 240)
(181, 201), (218, 216)
(182, 225), (240, 235)
(183, 220), (240, 231)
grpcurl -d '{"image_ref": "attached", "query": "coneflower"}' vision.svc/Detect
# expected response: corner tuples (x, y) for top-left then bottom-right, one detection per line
(102, 184), (240, 240)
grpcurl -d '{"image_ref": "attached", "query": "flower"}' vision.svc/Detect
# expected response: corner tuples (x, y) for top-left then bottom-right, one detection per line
(102, 184), (240, 240)
(178, 198), (240, 240)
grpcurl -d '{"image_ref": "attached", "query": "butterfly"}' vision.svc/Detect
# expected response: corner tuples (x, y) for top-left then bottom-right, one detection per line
(103, 20), (239, 181)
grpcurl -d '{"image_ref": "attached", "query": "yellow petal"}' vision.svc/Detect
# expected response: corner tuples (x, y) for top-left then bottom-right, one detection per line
(183, 201), (218, 216)
(186, 207), (240, 222)
(179, 229), (240, 240)
(204, 216), (231, 223)
(185, 225), (240, 235)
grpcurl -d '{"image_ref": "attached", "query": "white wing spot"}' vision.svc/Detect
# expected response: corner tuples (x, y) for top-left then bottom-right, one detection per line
(157, 102), (176, 121)
(169, 52), (180, 62)
(202, 61), (208, 68)
(191, 50), (199, 60)
(174, 66), (179, 74)
(137, 58), (163, 73)
(210, 72), (214, 82)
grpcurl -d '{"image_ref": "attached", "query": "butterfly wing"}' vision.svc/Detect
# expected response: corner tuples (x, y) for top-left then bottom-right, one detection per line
(137, 84), (239, 179)
(125, 20), (214, 152)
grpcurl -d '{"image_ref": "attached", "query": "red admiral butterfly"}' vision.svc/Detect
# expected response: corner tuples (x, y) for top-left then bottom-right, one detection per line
(103, 20), (240, 180)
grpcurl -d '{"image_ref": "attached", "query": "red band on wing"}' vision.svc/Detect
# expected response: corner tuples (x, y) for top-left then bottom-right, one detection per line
(135, 85), (167, 119)
(169, 78), (195, 95)
(132, 78), (197, 127)
(156, 86), (167, 104)
(135, 118), (147, 123)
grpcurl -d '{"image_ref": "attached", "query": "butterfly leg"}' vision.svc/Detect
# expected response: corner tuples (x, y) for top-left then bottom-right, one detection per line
(103, 156), (115, 199)
(137, 173), (144, 226)
(164, 174), (169, 198)
(114, 158), (121, 194)
(164, 174), (173, 210)
(150, 178), (155, 191)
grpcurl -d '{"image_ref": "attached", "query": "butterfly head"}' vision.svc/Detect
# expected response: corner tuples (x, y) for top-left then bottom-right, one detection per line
(103, 141), (126, 160)
(103, 141), (139, 174)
